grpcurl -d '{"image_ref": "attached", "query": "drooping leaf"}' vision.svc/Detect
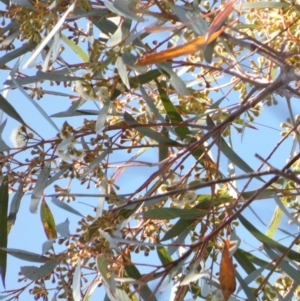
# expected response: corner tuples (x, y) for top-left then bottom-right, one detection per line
(12, 79), (59, 132)
(20, 259), (58, 281)
(0, 120), (10, 153)
(123, 259), (158, 301)
(7, 182), (23, 226)
(264, 247), (300, 285)
(233, 249), (256, 274)
(30, 162), (51, 213)
(143, 207), (207, 220)
(96, 100), (110, 134)
(116, 56), (130, 90)
(36, 70), (83, 82)
(0, 42), (36, 68)
(235, 270), (257, 301)
(157, 247), (173, 265)
(40, 198), (57, 240)
(156, 81), (190, 139)
(206, 115), (264, 182)
(219, 239), (236, 301)
(61, 35), (89, 62)
(124, 112), (180, 146)
(129, 69), (163, 87)
(266, 193), (290, 238)
(51, 198), (84, 217)
(96, 255), (109, 284)
(1, 248), (48, 263)
(41, 239), (55, 255)
(239, 214), (300, 262)
(115, 288), (131, 301)
(73, 261), (81, 301)
(0, 177), (8, 288)
(136, 29), (222, 66)
(234, 249), (271, 270)
(0, 95), (26, 125)
(56, 219), (70, 238)
(104, 0), (140, 21)
(170, 4), (208, 36)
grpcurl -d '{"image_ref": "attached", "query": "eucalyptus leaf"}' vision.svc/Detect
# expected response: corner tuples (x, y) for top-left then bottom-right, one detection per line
(72, 261), (81, 301)
(1, 248), (48, 263)
(51, 198), (84, 217)
(30, 162), (51, 213)
(0, 177), (8, 288)
(8, 182), (23, 225)
(143, 207), (207, 220)
(0, 95), (26, 125)
(21, 259), (58, 281)
(116, 56), (130, 89)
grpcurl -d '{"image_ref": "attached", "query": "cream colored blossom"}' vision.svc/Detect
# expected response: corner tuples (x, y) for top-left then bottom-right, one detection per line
(10, 125), (33, 148)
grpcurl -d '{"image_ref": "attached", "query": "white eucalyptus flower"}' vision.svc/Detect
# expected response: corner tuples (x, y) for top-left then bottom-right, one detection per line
(10, 125), (33, 148)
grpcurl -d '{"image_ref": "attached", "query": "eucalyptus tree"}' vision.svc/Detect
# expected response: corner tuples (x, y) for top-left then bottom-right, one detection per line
(0, 0), (300, 301)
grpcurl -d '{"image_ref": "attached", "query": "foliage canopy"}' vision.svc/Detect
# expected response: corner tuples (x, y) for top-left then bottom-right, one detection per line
(0, 0), (300, 300)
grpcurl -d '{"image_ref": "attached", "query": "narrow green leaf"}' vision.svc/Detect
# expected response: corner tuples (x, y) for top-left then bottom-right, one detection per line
(104, 1), (140, 21)
(124, 262), (158, 301)
(206, 116), (264, 182)
(171, 4), (208, 36)
(96, 100), (110, 134)
(234, 249), (271, 271)
(116, 56), (130, 89)
(116, 288), (131, 301)
(265, 205), (283, 239)
(61, 35), (89, 62)
(264, 247), (300, 285)
(7, 182), (23, 226)
(36, 70), (83, 82)
(20, 259), (58, 281)
(156, 81), (190, 139)
(0, 95), (26, 125)
(159, 65), (190, 96)
(92, 18), (118, 35)
(239, 214), (300, 262)
(233, 249), (256, 274)
(0, 43), (36, 67)
(12, 79), (59, 132)
(1, 248), (48, 263)
(143, 207), (207, 220)
(124, 112), (180, 146)
(0, 177), (8, 288)
(157, 247), (173, 265)
(159, 126), (169, 162)
(96, 255), (109, 284)
(167, 228), (191, 255)
(140, 85), (166, 124)
(266, 193), (289, 238)
(40, 198), (57, 240)
(235, 270), (257, 301)
(203, 38), (217, 63)
(51, 198), (84, 217)
(30, 162), (51, 213)
(129, 69), (163, 86)
(0, 120), (10, 152)
(73, 261), (81, 301)
(241, 188), (278, 200)
(162, 219), (194, 241)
